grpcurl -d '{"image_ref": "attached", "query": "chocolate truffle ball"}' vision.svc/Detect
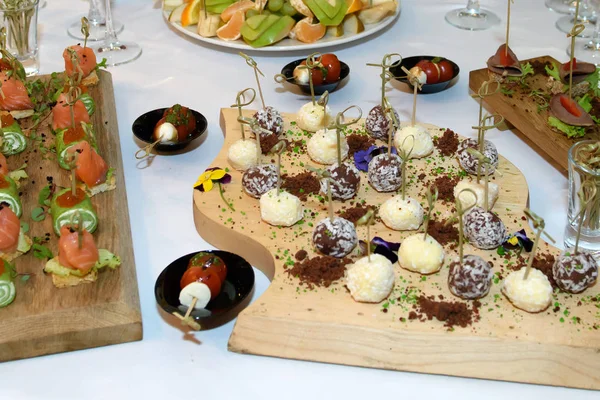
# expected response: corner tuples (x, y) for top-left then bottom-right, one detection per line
(552, 251), (598, 294)
(320, 163), (361, 200)
(365, 105), (399, 141)
(448, 255), (493, 300)
(463, 207), (506, 250)
(253, 106), (283, 154)
(242, 164), (278, 199)
(457, 138), (499, 175)
(312, 217), (358, 258)
(367, 153), (402, 192)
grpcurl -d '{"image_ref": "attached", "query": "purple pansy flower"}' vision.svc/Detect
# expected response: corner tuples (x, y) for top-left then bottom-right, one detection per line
(353, 145), (398, 172)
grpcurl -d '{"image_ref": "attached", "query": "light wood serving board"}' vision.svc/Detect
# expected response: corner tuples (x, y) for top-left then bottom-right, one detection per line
(0, 71), (142, 362)
(469, 55), (600, 174)
(193, 108), (600, 390)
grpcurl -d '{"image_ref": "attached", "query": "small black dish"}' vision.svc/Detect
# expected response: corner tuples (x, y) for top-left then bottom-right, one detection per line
(154, 250), (255, 327)
(132, 108), (208, 152)
(281, 58), (350, 96)
(390, 56), (460, 94)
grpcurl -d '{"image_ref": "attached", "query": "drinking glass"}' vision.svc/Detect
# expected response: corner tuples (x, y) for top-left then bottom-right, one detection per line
(564, 141), (600, 257)
(90, 0), (141, 66)
(0, 0), (39, 76)
(445, 0), (501, 31)
(566, 0), (600, 63)
(546, 0), (577, 14)
(556, 0), (596, 38)
(67, 0), (123, 41)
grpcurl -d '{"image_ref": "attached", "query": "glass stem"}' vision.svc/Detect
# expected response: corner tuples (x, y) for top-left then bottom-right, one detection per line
(466, 0), (481, 14)
(88, 0), (104, 25)
(104, 0), (118, 45)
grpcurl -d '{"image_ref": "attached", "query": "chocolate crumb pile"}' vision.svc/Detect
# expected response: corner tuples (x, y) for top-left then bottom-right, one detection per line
(427, 219), (459, 247)
(347, 133), (374, 156)
(281, 172), (320, 201)
(433, 175), (459, 203)
(409, 295), (479, 329)
(514, 252), (557, 289)
(339, 204), (375, 224)
(285, 256), (352, 289)
(260, 133), (280, 154)
(433, 129), (459, 156)
(531, 60), (551, 76)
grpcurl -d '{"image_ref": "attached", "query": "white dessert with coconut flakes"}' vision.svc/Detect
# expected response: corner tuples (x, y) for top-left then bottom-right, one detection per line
(398, 234), (445, 274)
(297, 102), (331, 132)
(453, 180), (499, 210)
(345, 254), (395, 303)
(379, 196), (423, 231)
(501, 267), (553, 313)
(227, 139), (258, 171)
(307, 128), (348, 165)
(394, 125), (433, 159)
(259, 188), (303, 227)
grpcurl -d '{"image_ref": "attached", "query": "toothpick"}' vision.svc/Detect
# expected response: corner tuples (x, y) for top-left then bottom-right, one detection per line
(334, 105), (362, 164)
(272, 140), (286, 196)
(327, 176), (334, 221)
(367, 53), (402, 109)
(81, 17), (90, 50)
(568, 1), (584, 101)
(305, 53), (321, 106)
(231, 88), (256, 141)
(523, 209), (555, 280)
(357, 210), (375, 262)
(398, 135), (414, 200)
(505, 0), (513, 57)
(423, 186), (438, 241)
(454, 189), (478, 266)
(237, 116), (267, 165)
(239, 53), (265, 109)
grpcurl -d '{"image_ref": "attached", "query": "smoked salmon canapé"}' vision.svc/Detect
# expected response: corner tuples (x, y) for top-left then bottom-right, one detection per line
(69, 141), (116, 197)
(63, 44), (102, 86)
(0, 72), (34, 119)
(44, 225), (121, 288)
(51, 92), (91, 131)
(0, 202), (31, 262)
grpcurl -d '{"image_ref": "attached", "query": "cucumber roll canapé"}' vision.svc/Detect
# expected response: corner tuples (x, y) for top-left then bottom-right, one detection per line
(56, 122), (97, 170)
(0, 259), (16, 308)
(0, 114), (26, 156)
(0, 175), (22, 217)
(50, 188), (98, 235)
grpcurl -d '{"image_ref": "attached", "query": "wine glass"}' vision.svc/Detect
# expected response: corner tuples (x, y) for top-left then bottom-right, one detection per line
(90, 0), (141, 66)
(67, 0), (123, 41)
(445, 0), (501, 31)
(556, 0), (596, 38)
(567, 0), (600, 64)
(546, 0), (577, 14)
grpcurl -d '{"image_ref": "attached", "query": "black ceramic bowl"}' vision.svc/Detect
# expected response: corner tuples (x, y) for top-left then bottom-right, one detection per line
(132, 108), (208, 152)
(281, 58), (350, 95)
(390, 56), (460, 94)
(155, 250), (255, 325)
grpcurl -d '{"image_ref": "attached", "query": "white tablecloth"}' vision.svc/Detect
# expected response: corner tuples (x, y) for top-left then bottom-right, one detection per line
(1, 0), (596, 399)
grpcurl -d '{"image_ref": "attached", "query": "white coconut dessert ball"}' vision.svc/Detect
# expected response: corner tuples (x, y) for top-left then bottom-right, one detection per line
(227, 139), (258, 171)
(502, 267), (553, 313)
(379, 196), (424, 231)
(297, 102), (332, 132)
(453, 180), (499, 210)
(393, 125), (434, 159)
(345, 253), (395, 303)
(398, 234), (445, 274)
(307, 128), (348, 165)
(312, 217), (358, 258)
(259, 188), (303, 227)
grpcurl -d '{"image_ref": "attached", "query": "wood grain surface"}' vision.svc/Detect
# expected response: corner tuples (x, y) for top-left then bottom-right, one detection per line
(0, 71), (142, 362)
(469, 55), (600, 174)
(193, 108), (600, 390)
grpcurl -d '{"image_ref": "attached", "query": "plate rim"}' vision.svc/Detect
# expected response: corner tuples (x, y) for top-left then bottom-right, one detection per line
(162, 2), (401, 52)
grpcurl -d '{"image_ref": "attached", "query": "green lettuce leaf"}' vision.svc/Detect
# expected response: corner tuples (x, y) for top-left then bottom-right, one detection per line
(545, 62), (561, 81)
(584, 68), (600, 97)
(548, 116), (586, 138)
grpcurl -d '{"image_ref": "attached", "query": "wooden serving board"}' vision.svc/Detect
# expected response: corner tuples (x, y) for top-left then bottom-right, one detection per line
(0, 71), (142, 362)
(469, 55), (600, 174)
(193, 108), (600, 390)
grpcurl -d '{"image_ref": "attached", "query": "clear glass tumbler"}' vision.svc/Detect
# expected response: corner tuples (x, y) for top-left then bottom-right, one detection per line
(0, 0), (39, 76)
(564, 140), (600, 257)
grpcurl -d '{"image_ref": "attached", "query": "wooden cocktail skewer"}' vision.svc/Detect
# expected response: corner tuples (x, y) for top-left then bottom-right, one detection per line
(271, 140), (286, 196)
(567, 1), (585, 101)
(382, 97), (398, 156)
(357, 209), (375, 261)
(367, 53), (402, 110)
(398, 135), (414, 200)
(237, 116), (268, 166)
(334, 105), (362, 165)
(450, 188), (478, 267)
(505, 0), (514, 57)
(465, 148), (495, 211)
(81, 17), (90, 50)
(231, 88), (256, 140)
(171, 297), (201, 331)
(422, 186), (438, 241)
(471, 112), (504, 183)
(522, 209), (555, 280)
(239, 52), (266, 109)
(400, 66), (423, 126)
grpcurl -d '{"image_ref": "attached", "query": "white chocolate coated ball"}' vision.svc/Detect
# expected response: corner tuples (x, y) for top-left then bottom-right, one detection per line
(227, 139), (258, 171)
(394, 125), (433, 159)
(297, 102), (331, 132)
(454, 180), (499, 210)
(345, 254), (395, 303)
(502, 267), (553, 313)
(259, 189), (304, 227)
(380, 196), (424, 231)
(398, 234), (445, 274)
(307, 128), (348, 165)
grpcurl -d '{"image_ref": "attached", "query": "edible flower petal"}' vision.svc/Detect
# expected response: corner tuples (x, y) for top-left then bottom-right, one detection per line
(358, 237), (401, 264)
(353, 145), (397, 172)
(372, 236), (401, 252)
(501, 229), (533, 252)
(194, 167), (232, 192)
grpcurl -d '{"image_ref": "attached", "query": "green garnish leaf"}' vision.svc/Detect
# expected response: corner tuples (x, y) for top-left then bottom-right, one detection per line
(37, 185), (52, 206)
(32, 243), (53, 260)
(578, 94), (593, 112)
(20, 274), (30, 282)
(31, 207), (45, 222)
(20, 221), (29, 233)
(545, 62), (561, 81)
(548, 116), (586, 138)
(584, 68), (600, 97)
(96, 58), (108, 70)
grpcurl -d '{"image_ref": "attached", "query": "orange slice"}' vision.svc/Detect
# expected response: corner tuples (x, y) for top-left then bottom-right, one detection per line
(289, 17), (326, 43)
(181, 0), (202, 26)
(346, 0), (362, 14)
(221, 0), (255, 22)
(217, 10), (245, 41)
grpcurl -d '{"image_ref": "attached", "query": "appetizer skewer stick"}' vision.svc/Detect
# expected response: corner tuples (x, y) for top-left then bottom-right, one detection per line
(366, 53), (402, 109)
(567, 1), (585, 101)
(239, 52), (266, 109)
(400, 66), (423, 126)
(232, 88), (256, 140)
(505, 0), (513, 57)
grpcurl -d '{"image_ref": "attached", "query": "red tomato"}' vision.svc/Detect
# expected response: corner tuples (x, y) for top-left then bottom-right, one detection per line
(188, 252), (227, 282)
(320, 53), (341, 83)
(562, 58), (578, 71)
(180, 266), (223, 299)
(415, 60), (440, 84)
(437, 60), (454, 82)
(559, 95), (582, 117)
